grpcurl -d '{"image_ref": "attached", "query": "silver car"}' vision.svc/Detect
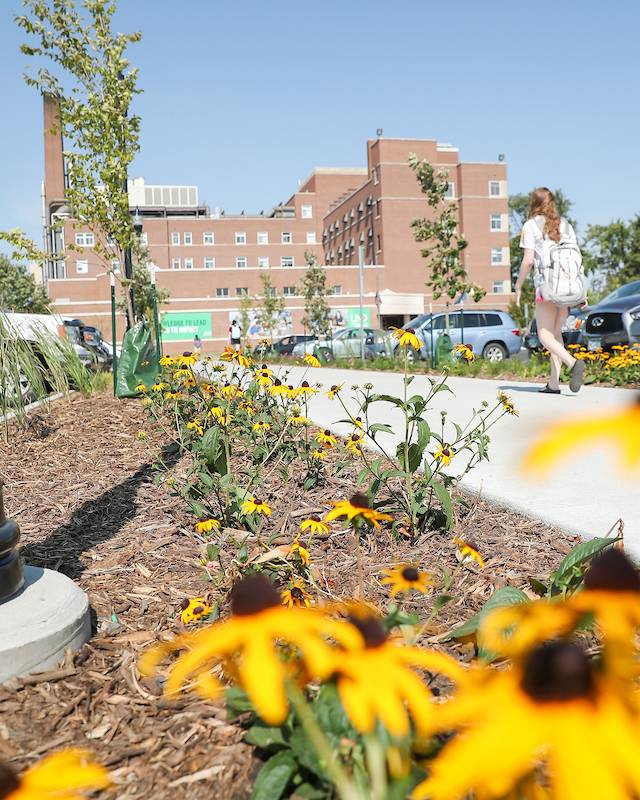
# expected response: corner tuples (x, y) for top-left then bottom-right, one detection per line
(292, 327), (393, 360)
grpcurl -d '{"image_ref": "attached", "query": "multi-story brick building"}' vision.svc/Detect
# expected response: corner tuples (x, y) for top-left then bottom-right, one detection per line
(42, 97), (511, 351)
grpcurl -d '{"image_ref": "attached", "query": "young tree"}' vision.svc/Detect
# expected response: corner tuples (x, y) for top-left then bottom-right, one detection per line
(117, 262), (170, 338)
(0, 255), (52, 313)
(255, 271), (285, 341)
(583, 217), (640, 293)
(300, 251), (331, 336)
(409, 153), (484, 307)
(9, 0), (142, 322)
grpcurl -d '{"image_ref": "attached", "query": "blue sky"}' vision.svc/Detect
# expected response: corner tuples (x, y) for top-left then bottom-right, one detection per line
(1, 0), (639, 250)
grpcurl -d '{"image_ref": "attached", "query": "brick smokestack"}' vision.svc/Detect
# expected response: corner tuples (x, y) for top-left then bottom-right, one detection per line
(43, 93), (65, 208)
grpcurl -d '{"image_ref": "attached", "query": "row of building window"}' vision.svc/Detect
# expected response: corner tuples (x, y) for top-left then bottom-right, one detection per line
(169, 256), (298, 269)
(215, 284), (342, 298)
(72, 230), (317, 248)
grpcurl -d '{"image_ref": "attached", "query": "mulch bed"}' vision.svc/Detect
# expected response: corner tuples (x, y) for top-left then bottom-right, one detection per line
(0, 393), (580, 798)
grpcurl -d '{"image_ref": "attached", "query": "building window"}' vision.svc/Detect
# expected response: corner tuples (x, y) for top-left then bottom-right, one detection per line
(171, 232), (180, 245)
(110, 259), (120, 273)
(306, 231), (317, 244)
(257, 231), (269, 245)
(492, 281), (506, 294)
(376, 200), (381, 218)
(184, 257), (194, 270)
(334, 221), (340, 233)
(258, 256), (270, 269)
(235, 231), (246, 245)
(373, 167), (379, 185)
(283, 286), (296, 296)
(139, 232), (148, 245)
(171, 258), (181, 270)
(184, 232), (193, 246)
(281, 231), (292, 244)
(445, 182), (456, 199)
(490, 214), (503, 231)
(489, 180), (501, 197)
(204, 257), (215, 269)
(236, 287), (249, 296)
(203, 231), (214, 245)
(216, 287), (229, 297)
(491, 248), (504, 265)
(301, 204), (313, 219)
(376, 234), (382, 251)
(331, 284), (342, 295)
(76, 259), (89, 274)
(236, 256), (247, 269)
(281, 256), (294, 268)
(74, 232), (94, 247)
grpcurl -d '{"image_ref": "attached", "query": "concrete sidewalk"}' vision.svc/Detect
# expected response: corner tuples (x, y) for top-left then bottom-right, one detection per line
(285, 366), (638, 554)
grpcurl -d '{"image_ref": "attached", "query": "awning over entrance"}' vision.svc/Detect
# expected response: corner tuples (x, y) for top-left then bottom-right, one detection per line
(376, 290), (424, 317)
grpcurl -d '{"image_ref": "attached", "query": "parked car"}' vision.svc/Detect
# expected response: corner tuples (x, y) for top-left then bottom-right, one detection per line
(253, 334), (316, 357)
(396, 310), (522, 362)
(292, 327), (393, 361)
(523, 308), (587, 353)
(582, 281), (640, 351)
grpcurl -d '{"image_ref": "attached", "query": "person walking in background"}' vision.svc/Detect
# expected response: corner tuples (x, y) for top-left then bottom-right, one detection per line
(193, 333), (202, 354)
(515, 187), (586, 394)
(229, 319), (241, 351)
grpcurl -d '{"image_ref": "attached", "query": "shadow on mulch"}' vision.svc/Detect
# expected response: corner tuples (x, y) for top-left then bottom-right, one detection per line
(20, 444), (180, 580)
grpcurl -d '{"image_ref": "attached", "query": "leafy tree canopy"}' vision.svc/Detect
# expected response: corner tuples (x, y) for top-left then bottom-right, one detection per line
(0, 255), (52, 314)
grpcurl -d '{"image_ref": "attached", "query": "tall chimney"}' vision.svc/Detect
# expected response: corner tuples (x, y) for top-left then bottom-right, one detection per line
(43, 93), (65, 208)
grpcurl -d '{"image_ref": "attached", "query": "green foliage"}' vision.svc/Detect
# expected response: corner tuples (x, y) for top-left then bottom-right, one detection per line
(583, 216), (640, 293)
(409, 153), (484, 303)
(117, 257), (170, 332)
(255, 271), (285, 340)
(300, 251), (332, 337)
(238, 289), (253, 339)
(0, 255), (51, 313)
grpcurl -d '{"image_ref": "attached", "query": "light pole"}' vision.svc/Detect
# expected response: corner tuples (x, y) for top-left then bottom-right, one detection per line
(358, 244), (365, 364)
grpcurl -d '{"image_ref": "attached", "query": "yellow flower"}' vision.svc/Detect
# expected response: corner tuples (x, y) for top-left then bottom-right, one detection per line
(178, 351), (198, 366)
(0, 749), (110, 800)
(179, 597), (213, 624)
(311, 448), (327, 461)
(327, 383), (344, 400)
(220, 383), (243, 399)
(434, 444), (455, 466)
(151, 382), (166, 392)
(390, 326), (422, 349)
(136, 430), (148, 440)
(345, 433), (364, 454)
(269, 378), (289, 397)
(255, 366), (273, 387)
(325, 493), (392, 528)
(281, 578), (312, 608)
(351, 416), (364, 430)
(140, 397), (152, 407)
(453, 537), (485, 569)
(239, 401), (256, 415)
(297, 380), (317, 397)
(253, 421), (271, 433)
(208, 405), (225, 420)
(522, 400), (640, 476)
(174, 368), (192, 380)
(194, 518), (220, 534)
(288, 537), (311, 566)
(186, 419), (204, 436)
(242, 497), (272, 515)
(381, 564), (434, 597)
(300, 516), (330, 536)
(412, 640), (640, 800)
(289, 415), (310, 427)
(303, 353), (321, 368)
(135, 382), (147, 392)
(315, 429), (337, 447)
(331, 611), (465, 736)
(159, 355), (175, 367)
(220, 346), (251, 368)
(455, 343), (474, 362)
(139, 574), (362, 725)
(164, 390), (182, 400)
(497, 390), (518, 416)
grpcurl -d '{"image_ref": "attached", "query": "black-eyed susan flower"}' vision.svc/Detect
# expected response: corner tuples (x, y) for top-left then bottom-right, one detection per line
(178, 351), (198, 366)
(208, 405), (225, 420)
(269, 378), (289, 397)
(281, 578), (312, 608)
(220, 346), (251, 368)
(327, 384), (343, 400)
(239, 400), (256, 415)
(434, 444), (455, 466)
(303, 353), (321, 368)
(289, 414), (310, 427)
(497, 390), (518, 416)
(381, 564), (434, 597)
(159, 355), (175, 367)
(242, 497), (272, 516)
(253, 421), (271, 433)
(311, 448), (327, 461)
(179, 597), (213, 624)
(390, 326), (422, 349)
(412, 640), (640, 800)
(300, 516), (329, 536)
(220, 383), (243, 399)
(0, 749), (110, 800)
(140, 397), (152, 408)
(325, 493), (392, 528)
(315, 429), (337, 447)
(151, 382), (166, 392)
(135, 382), (147, 392)
(331, 611), (465, 737)
(255, 366), (273, 387)
(453, 537), (485, 569)
(194, 518), (220, 534)
(136, 430), (148, 440)
(345, 433), (364, 454)
(351, 416), (364, 430)
(174, 368), (192, 381)
(139, 573), (362, 724)
(186, 419), (204, 436)
(523, 398), (640, 476)
(164, 390), (182, 400)
(297, 380), (317, 397)
(288, 537), (311, 566)
(454, 343), (474, 362)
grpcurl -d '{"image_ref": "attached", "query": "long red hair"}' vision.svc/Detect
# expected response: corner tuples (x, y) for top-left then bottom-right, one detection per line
(529, 187), (561, 242)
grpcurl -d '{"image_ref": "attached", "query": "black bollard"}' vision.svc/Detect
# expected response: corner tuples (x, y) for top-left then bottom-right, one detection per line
(0, 482), (23, 602)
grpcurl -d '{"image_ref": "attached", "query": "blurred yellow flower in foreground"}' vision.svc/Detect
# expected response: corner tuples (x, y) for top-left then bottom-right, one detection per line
(0, 749), (109, 800)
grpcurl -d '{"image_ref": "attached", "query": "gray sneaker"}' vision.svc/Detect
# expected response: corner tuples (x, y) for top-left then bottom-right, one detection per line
(569, 360), (585, 393)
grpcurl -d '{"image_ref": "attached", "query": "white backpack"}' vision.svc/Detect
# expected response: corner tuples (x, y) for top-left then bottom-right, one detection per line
(534, 215), (586, 306)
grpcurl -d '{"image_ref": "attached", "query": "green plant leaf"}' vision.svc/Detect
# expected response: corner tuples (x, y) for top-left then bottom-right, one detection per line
(245, 724), (288, 751)
(250, 751), (297, 800)
(225, 686), (254, 719)
(447, 586), (529, 640)
(430, 480), (453, 529)
(549, 537), (619, 593)
(200, 426), (228, 475)
(369, 422), (394, 435)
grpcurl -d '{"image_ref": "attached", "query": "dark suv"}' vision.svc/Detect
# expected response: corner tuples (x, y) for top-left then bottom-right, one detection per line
(253, 334), (315, 356)
(582, 280), (640, 352)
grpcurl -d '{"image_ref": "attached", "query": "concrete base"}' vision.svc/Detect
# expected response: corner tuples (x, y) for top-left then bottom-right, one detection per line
(0, 565), (91, 682)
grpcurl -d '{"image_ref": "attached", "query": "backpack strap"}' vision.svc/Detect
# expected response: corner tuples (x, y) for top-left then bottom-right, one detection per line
(533, 215), (546, 238)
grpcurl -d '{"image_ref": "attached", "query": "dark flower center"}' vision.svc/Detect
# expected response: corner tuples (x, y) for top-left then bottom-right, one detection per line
(583, 549), (640, 592)
(288, 385), (294, 391)
(262, 364), (268, 369)
(274, 379), (282, 386)
(464, 540), (479, 551)
(253, 499), (263, 505)
(348, 614), (388, 648)
(351, 434), (360, 441)
(302, 381), (309, 387)
(402, 566), (420, 582)
(182, 351), (192, 357)
(350, 492), (370, 509)
(406, 328), (415, 334)
(330, 385), (338, 392)
(291, 587), (305, 600)
(310, 515), (321, 522)
(193, 605), (204, 615)
(0, 763), (20, 799)
(180, 598), (190, 610)
(521, 641), (594, 703)
(442, 448), (451, 457)
(231, 574), (281, 616)
(324, 429), (331, 436)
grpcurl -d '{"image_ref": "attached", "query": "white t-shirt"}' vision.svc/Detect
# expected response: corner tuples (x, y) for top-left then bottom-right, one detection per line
(520, 216), (577, 287)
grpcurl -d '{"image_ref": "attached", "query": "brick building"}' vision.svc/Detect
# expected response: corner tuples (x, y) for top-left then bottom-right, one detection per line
(42, 97), (511, 351)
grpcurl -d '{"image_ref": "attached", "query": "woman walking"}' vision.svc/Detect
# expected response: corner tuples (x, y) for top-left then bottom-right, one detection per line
(516, 187), (585, 394)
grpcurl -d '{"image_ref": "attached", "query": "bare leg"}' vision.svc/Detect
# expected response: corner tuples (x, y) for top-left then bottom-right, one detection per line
(536, 301), (575, 390)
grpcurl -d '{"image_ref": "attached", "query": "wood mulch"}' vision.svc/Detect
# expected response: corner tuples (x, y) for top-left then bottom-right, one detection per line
(0, 393), (582, 798)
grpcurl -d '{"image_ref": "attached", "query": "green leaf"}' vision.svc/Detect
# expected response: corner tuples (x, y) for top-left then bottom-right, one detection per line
(250, 751), (297, 800)
(430, 481), (453, 529)
(447, 586), (529, 640)
(447, 611), (481, 639)
(244, 724), (287, 750)
(368, 392), (405, 409)
(291, 782), (328, 799)
(396, 441), (425, 474)
(200, 426), (228, 475)
(225, 686), (255, 719)
(549, 537), (619, 594)
(288, 727), (323, 776)
(369, 422), (394, 435)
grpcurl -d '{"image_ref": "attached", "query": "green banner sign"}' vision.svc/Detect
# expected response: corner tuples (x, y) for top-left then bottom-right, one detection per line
(345, 307), (372, 327)
(160, 312), (213, 341)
